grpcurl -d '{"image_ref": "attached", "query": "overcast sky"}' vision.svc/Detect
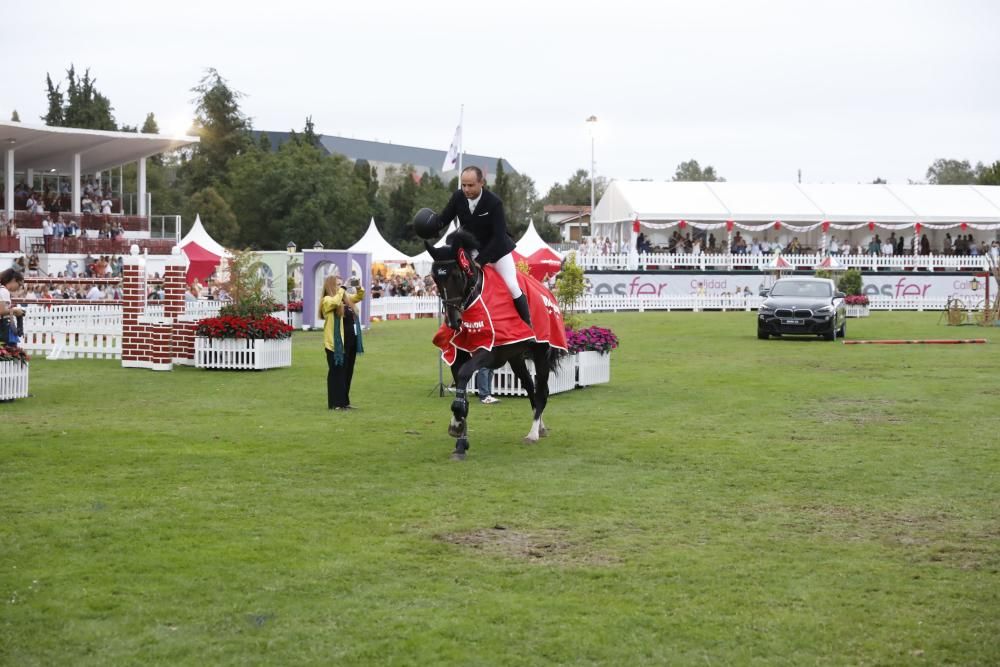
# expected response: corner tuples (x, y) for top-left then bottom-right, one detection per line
(4, 0), (998, 193)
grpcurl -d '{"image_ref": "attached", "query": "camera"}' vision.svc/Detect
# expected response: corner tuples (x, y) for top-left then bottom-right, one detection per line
(349, 277), (361, 288)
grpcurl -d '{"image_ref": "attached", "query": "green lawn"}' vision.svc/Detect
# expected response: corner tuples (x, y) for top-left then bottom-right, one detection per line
(2, 312), (998, 666)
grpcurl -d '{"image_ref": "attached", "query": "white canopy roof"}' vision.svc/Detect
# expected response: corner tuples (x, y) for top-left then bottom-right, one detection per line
(515, 219), (561, 257)
(179, 214), (229, 257)
(348, 217), (411, 263)
(593, 181), (1000, 227)
(0, 120), (199, 174)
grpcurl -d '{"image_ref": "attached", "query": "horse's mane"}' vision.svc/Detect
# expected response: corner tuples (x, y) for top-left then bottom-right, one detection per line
(445, 229), (480, 255)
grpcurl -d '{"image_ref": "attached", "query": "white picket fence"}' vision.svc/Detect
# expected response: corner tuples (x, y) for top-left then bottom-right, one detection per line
(466, 351), (611, 397)
(577, 252), (995, 272)
(0, 362), (29, 400)
(194, 337), (292, 370)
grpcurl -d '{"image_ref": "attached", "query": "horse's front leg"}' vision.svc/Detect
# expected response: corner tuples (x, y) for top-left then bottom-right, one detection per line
(448, 351), (490, 459)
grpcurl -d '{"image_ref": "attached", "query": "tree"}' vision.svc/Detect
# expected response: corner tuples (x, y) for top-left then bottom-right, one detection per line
(182, 187), (239, 247)
(926, 158), (976, 185)
(181, 68), (252, 193)
(10, 110), (19, 122)
(226, 139), (370, 251)
(141, 112), (159, 134)
(43, 73), (64, 126)
(544, 168), (607, 206)
(871, 177), (887, 184)
(555, 252), (586, 329)
(672, 159), (724, 182)
(977, 161), (1000, 186)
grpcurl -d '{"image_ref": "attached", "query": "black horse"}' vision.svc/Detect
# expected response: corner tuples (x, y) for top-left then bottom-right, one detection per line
(426, 232), (564, 461)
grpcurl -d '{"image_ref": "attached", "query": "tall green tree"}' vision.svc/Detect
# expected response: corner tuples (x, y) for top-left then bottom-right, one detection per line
(977, 161), (1000, 186)
(141, 113), (159, 134)
(672, 159), (724, 182)
(181, 68), (252, 194)
(926, 158), (976, 184)
(10, 110), (19, 122)
(544, 168), (607, 206)
(226, 139), (369, 251)
(42, 66), (116, 130)
(182, 187), (239, 246)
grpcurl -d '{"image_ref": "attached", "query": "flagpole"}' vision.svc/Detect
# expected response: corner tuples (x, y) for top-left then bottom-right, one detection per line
(457, 104), (464, 176)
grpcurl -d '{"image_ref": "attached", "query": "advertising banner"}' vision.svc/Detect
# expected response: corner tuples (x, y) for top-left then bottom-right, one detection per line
(586, 272), (999, 301)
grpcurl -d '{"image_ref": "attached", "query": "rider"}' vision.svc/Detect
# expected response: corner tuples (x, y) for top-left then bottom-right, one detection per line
(423, 166), (531, 326)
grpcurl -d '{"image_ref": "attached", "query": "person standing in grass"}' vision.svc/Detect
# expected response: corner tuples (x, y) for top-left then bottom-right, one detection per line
(320, 274), (365, 410)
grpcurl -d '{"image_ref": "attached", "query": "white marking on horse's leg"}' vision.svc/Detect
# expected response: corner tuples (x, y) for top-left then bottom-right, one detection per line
(523, 418), (541, 444)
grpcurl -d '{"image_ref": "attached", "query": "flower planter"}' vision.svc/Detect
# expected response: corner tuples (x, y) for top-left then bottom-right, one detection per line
(0, 361), (29, 400)
(195, 337), (292, 370)
(846, 305), (870, 318)
(290, 312), (303, 329)
(576, 350), (611, 386)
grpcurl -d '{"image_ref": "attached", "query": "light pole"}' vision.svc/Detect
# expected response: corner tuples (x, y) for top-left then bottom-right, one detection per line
(586, 115), (598, 238)
(286, 241), (297, 325)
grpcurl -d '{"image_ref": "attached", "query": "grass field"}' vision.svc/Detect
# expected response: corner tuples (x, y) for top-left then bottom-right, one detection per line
(2, 311), (999, 666)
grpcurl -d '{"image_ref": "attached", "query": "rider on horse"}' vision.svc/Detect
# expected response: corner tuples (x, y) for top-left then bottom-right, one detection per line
(414, 166), (531, 327)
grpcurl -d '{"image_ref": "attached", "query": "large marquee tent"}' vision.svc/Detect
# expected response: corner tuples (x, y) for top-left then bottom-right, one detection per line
(348, 217), (411, 263)
(592, 181), (1000, 250)
(179, 215), (229, 283)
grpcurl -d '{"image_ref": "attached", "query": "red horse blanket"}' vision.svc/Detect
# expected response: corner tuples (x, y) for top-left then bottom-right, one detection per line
(434, 267), (568, 365)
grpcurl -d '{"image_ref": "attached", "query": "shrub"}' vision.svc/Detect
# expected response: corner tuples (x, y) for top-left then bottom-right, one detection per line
(838, 269), (863, 296)
(565, 325), (619, 354)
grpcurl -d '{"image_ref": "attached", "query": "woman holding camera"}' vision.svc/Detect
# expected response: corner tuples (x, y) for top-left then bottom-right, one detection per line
(0, 268), (25, 346)
(319, 274), (365, 410)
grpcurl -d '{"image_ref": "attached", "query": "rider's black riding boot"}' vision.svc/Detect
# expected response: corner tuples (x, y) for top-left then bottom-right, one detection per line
(513, 295), (532, 327)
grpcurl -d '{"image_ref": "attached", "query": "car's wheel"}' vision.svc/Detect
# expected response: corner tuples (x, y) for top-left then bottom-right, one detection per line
(757, 328), (769, 339)
(823, 322), (836, 341)
(837, 319), (846, 338)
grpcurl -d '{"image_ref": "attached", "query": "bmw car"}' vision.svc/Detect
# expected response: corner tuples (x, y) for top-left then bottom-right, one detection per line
(757, 277), (847, 341)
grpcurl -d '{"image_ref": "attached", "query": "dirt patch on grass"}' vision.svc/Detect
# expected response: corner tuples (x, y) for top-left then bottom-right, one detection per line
(437, 525), (620, 567)
(809, 398), (906, 426)
(796, 504), (999, 571)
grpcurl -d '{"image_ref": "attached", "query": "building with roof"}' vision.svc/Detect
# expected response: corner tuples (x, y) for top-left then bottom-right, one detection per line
(252, 131), (517, 184)
(544, 204), (591, 242)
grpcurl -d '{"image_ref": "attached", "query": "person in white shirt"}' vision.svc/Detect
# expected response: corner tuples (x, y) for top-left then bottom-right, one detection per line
(829, 237), (840, 255)
(100, 197), (113, 215)
(882, 240), (894, 256)
(86, 285), (104, 301)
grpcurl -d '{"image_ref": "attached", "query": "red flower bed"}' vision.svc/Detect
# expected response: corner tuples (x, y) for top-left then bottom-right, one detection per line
(195, 315), (294, 340)
(565, 326), (619, 354)
(844, 295), (870, 306)
(0, 345), (30, 365)
(286, 300), (303, 313)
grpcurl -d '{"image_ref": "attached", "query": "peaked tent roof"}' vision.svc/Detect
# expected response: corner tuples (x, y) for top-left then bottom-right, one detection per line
(515, 220), (561, 257)
(349, 217), (411, 262)
(179, 215), (228, 257)
(769, 254), (792, 269)
(593, 181), (1000, 226)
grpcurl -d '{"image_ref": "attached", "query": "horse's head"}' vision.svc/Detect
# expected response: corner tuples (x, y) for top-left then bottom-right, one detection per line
(426, 230), (482, 330)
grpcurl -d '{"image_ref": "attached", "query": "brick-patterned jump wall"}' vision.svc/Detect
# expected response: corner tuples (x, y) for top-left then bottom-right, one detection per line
(121, 250), (191, 371)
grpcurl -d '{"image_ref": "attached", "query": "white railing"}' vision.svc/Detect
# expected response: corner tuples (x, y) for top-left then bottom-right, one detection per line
(194, 337), (292, 370)
(369, 296), (440, 320)
(576, 252), (995, 272)
(464, 352), (610, 397)
(0, 362), (29, 400)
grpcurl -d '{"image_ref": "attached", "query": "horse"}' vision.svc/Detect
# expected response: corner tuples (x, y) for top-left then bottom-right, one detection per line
(426, 232), (567, 461)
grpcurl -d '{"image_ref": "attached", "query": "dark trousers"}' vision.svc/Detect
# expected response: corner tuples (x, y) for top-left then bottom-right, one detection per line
(326, 313), (358, 408)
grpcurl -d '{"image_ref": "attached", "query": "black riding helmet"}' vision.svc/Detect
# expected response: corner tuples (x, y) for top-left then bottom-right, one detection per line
(413, 207), (443, 239)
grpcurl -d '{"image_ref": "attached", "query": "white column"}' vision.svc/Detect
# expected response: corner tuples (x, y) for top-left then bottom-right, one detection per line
(26, 168), (34, 190)
(4, 150), (14, 215)
(72, 154), (81, 215)
(138, 157), (147, 216)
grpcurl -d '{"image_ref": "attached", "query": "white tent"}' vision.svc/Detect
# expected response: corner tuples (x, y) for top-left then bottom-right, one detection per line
(515, 219), (562, 258)
(349, 217), (411, 263)
(409, 221), (458, 274)
(179, 214), (229, 257)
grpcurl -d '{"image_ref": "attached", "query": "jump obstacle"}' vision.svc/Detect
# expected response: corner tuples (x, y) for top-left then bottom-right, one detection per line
(844, 339), (987, 345)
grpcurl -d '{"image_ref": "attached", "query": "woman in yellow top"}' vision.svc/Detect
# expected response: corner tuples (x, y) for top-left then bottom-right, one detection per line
(319, 274), (366, 410)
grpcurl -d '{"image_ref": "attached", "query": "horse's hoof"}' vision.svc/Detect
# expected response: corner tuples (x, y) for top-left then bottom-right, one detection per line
(539, 427), (549, 438)
(448, 418), (466, 438)
(522, 436), (538, 445)
(450, 450), (466, 461)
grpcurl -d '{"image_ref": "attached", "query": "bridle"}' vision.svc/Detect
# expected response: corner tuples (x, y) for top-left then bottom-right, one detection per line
(435, 256), (482, 317)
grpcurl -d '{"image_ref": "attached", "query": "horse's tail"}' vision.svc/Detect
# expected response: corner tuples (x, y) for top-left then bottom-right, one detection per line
(545, 344), (568, 372)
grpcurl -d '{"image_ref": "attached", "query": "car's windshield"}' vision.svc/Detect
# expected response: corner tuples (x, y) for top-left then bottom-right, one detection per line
(770, 281), (832, 298)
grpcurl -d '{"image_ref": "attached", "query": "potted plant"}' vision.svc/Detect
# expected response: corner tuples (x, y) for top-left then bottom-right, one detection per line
(286, 300), (304, 329)
(0, 345), (30, 400)
(194, 251), (295, 370)
(556, 253), (619, 386)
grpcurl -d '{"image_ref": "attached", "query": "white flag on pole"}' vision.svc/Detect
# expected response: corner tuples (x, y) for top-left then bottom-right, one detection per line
(441, 124), (462, 172)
